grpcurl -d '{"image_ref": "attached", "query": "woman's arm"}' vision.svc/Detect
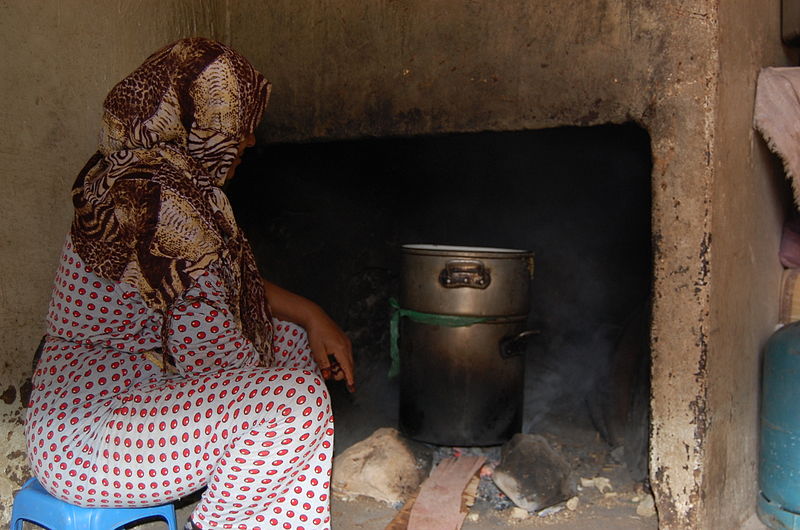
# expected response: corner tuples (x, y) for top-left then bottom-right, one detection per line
(263, 280), (355, 392)
(167, 272), (262, 376)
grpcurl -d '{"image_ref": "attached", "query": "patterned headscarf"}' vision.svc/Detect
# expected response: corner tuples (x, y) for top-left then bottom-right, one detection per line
(70, 38), (274, 364)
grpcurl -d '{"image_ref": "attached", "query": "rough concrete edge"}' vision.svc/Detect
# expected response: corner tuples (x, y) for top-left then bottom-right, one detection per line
(646, 3), (719, 528)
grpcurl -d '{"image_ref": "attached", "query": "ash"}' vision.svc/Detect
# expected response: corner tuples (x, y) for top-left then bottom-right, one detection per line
(429, 444), (514, 510)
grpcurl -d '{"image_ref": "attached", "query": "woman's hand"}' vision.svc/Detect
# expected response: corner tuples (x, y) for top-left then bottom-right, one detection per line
(304, 308), (355, 392)
(263, 280), (355, 392)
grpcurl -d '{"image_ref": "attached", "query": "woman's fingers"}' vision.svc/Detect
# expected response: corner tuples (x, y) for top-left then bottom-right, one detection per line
(327, 345), (355, 391)
(303, 308), (355, 392)
(327, 340), (355, 391)
(329, 358), (345, 380)
(309, 336), (331, 372)
(309, 335), (355, 392)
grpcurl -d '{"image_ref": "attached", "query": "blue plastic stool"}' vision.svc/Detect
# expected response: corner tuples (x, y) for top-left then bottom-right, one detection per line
(10, 478), (179, 530)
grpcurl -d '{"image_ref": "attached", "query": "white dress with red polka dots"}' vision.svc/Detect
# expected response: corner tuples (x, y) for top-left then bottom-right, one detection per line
(26, 236), (334, 530)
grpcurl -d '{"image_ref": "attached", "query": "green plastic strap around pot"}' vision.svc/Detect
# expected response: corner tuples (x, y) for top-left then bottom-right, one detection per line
(388, 297), (492, 378)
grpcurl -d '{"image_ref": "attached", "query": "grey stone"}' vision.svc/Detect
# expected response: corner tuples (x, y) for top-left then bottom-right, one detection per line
(491, 434), (573, 512)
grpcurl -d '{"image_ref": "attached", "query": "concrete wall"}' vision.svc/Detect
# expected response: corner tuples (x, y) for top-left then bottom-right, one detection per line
(0, 0), (219, 524)
(224, 0), (657, 142)
(0, 0), (793, 527)
(705, 1), (793, 527)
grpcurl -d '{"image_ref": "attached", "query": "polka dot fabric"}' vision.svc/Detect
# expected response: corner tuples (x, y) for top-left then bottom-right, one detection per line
(26, 236), (333, 529)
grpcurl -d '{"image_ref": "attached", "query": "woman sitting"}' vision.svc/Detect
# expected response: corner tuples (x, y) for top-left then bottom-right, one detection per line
(25, 37), (354, 530)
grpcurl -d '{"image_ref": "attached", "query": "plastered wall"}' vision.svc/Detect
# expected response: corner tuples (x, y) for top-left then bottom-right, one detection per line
(705, 1), (793, 525)
(224, 0), (658, 142)
(0, 0), (794, 527)
(0, 0), (219, 524)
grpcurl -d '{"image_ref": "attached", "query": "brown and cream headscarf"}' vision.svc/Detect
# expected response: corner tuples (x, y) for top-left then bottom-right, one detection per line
(70, 38), (274, 364)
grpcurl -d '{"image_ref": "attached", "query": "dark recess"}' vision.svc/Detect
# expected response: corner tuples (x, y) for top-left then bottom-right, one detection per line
(227, 124), (652, 469)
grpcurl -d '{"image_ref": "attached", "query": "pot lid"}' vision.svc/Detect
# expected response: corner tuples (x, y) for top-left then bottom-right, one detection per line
(402, 243), (532, 255)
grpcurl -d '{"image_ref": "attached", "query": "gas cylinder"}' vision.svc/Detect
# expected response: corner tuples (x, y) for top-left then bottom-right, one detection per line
(759, 321), (800, 528)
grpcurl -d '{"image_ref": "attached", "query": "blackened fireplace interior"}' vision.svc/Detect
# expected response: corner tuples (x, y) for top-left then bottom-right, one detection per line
(227, 123), (652, 479)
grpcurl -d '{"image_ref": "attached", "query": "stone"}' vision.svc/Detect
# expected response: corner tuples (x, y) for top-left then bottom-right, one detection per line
(537, 505), (565, 517)
(636, 494), (656, 517)
(566, 496), (579, 511)
(510, 507), (530, 520)
(580, 476), (613, 493)
(610, 445), (626, 464)
(332, 427), (432, 505)
(491, 434), (573, 512)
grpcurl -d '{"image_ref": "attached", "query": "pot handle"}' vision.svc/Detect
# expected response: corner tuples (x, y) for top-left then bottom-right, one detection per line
(439, 259), (491, 289)
(499, 330), (540, 359)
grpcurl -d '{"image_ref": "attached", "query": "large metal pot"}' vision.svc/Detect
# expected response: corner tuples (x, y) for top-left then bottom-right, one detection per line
(398, 244), (535, 446)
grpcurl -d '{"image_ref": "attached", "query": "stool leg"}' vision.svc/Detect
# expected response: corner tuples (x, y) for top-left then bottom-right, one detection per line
(163, 504), (179, 530)
(168, 511), (179, 530)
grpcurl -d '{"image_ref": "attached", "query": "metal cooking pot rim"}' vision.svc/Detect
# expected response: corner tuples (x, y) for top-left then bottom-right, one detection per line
(403, 243), (530, 254)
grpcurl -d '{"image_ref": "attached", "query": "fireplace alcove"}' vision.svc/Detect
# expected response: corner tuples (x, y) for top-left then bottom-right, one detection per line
(227, 123), (653, 485)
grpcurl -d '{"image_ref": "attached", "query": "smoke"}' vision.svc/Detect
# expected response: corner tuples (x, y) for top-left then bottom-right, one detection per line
(523, 323), (620, 432)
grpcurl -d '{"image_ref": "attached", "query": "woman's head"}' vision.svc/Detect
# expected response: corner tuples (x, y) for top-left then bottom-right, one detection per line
(99, 38), (270, 185)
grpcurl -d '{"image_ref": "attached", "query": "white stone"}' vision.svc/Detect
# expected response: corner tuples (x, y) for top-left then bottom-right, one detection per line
(595, 477), (612, 493)
(580, 476), (613, 493)
(537, 505), (565, 517)
(332, 427), (428, 505)
(566, 496), (579, 511)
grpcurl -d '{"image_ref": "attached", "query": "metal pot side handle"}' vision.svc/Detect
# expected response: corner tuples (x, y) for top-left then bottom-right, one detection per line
(439, 259), (491, 289)
(499, 329), (540, 359)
